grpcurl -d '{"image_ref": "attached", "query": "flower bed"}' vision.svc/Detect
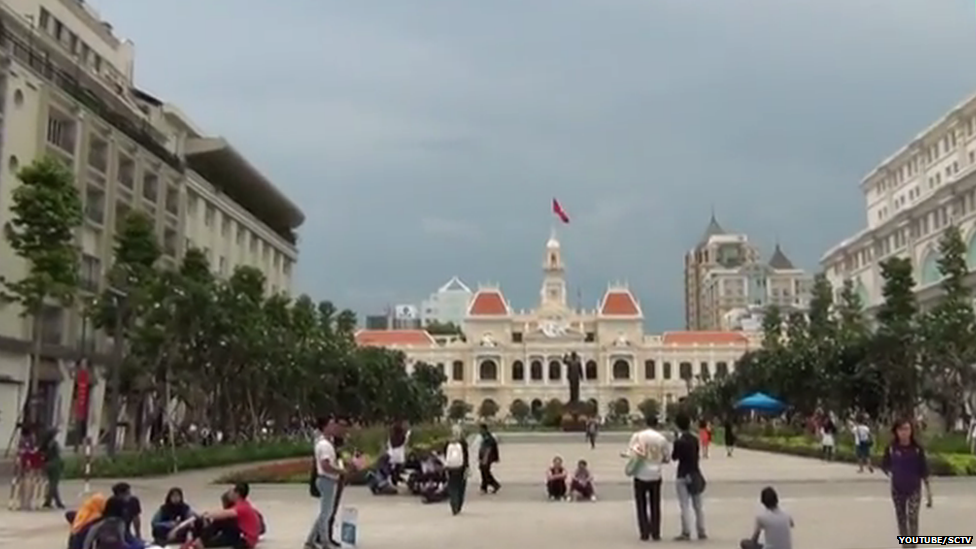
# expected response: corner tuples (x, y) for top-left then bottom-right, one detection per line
(63, 424), (453, 480)
(737, 434), (976, 476)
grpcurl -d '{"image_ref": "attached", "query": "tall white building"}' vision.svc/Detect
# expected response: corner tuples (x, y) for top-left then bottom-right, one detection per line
(0, 0), (303, 448)
(420, 276), (473, 327)
(821, 91), (976, 311)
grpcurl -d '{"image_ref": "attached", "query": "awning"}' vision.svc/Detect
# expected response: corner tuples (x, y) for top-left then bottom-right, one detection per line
(185, 137), (305, 243)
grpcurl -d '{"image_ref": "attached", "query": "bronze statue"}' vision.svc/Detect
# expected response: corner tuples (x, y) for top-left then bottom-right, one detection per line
(563, 351), (582, 405)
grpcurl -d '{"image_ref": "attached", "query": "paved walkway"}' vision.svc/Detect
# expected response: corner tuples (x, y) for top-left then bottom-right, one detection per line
(3, 440), (974, 548)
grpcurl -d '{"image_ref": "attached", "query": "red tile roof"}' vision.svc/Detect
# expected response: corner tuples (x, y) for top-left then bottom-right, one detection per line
(662, 331), (748, 345)
(354, 330), (436, 347)
(599, 289), (641, 316)
(468, 290), (509, 316)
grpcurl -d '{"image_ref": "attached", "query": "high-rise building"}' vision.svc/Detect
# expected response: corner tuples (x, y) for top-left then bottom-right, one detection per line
(420, 276), (472, 327)
(0, 0), (303, 448)
(821, 90), (976, 312)
(684, 215), (811, 330)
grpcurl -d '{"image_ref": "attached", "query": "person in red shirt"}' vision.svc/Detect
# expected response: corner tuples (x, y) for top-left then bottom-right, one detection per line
(14, 426), (42, 510)
(176, 482), (262, 549)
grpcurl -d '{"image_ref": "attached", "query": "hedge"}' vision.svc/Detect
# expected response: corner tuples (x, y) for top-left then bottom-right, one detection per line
(737, 434), (976, 476)
(63, 424), (453, 479)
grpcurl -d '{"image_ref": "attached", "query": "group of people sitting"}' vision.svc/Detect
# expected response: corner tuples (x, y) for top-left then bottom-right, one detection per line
(65, 482), (264, 549)
(365, 451), (450, 504)
(545, 457), (596, 502)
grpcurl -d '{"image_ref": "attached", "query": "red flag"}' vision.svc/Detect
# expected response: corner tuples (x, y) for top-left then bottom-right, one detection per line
(552, 198), (570, 224)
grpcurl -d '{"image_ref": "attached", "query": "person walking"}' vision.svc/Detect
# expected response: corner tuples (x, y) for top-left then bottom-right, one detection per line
(625, 414), (670, 542)
(585, 417), (598, 449)
(723, 418), (736, 458)
(304, 417), (344, 549)
(881, 419), (932, 547)
(443, 425), (470, 515)
(40, 428), (65, 509)
(672, 413), (706, 541)
(477, 424), (501, 494)
(324, 419), (348, 547)
(853, 416), (874, 473)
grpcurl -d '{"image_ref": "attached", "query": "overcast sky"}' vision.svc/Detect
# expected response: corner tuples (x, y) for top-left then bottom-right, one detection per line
(91, 0), (976, 331)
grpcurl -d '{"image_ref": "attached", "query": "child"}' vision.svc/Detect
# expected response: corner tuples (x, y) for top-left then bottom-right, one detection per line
(741, 487), (793, 549)
(545, 456), (568, 500)
(698, 420), (711, 459)
(820, 418), (836, 461)
(570, 459), (596, 501)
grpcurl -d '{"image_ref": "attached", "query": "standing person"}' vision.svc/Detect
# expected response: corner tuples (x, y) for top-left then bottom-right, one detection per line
(672, 413), (707, 541)
(387, 421), (410, 484)
(40, 427), (65, 509)
(324, 419), (349, 548)
(304, 417), (344, 549)
(14, 426), (40, 510)
(698, 420), (711, 459)
(443, 425), (470, 515)
(881, 419), (932, 545)
(820, 416), (837, 461)
(853, 416), (874, 473)
(626, 414), (670, 542)
(723, 418), (736, 457)
(477, 423), (501, 494)
(585, 417), (598, 449)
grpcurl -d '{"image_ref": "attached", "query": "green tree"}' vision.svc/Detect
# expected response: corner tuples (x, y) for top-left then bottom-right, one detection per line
(807, 273), (836, 342)
(0, 157), (83, 424)
(448, 399), (472, 421)
(761, 305), (783, 349)
(542, 398), (564, 427)
(918, 226), (976, 429)
(873, 257), (920, 419)
(637, 398), (660, 421)
(424, 320), (463, 336)
(608, 398), (630, 421)
(508, 399), (530, 424)
(478, 399), (500, 419)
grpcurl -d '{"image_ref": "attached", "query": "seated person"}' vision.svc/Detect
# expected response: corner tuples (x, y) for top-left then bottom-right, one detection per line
(741, 487), (793, 549)
(569, 459), (596, 501)
(151, 487), (194, 545)
(408, 453), (445, 495)
(418, 457), (448, 503)
(545, 456), (568, 500)
(349, 449), (368, 472)
(367, 455), (398, 495)
(80, 495), (142, 549)
(171, 482), (261, 549)
(66, 493), (107, 549)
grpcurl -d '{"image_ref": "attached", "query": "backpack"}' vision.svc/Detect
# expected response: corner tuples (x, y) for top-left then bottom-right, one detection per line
(444, 442), (464, 468)
(91, 518), (126, 549)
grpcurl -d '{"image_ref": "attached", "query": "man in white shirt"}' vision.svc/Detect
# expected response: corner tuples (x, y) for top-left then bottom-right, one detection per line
(627, 415), (670, 541)
(852, 416), (873, 473)
(304, 417), (344, 549)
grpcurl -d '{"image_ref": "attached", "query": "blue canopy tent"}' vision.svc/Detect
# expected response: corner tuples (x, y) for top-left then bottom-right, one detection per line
(735, 392), (785, 412)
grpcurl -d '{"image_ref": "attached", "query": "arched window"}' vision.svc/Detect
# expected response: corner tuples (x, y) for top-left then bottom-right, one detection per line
(644, 360), (656, 380)
(548, 360), (562, 380)
(452, 360), (464, 381)
(700, 362), (711, 380)
(511, 360), (525, 381)
(584, 360), (598, 380)
(479, 359), (498, 381)
(679, 361), (693, 380)
(612, 359), (631, 380)
(530, 360), (543, 381)
(716, 361), (729, 377)
(663, 362), (672, 379)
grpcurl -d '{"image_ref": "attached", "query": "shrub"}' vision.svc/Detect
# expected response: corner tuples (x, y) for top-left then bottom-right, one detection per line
(738, 434), (976, 476)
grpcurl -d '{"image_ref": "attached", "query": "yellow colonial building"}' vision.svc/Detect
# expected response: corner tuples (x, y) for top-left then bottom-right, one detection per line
(356, 233), (759, 418)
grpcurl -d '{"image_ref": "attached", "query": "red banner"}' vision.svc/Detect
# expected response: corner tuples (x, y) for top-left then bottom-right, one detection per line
(74, 367), (90, 422)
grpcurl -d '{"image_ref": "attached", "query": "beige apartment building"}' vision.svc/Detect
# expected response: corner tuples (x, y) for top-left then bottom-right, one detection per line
(0, 0), (303, 449)
(821, 89), (976, 314)
(684, 215), (811, 331)
(356, 232), (759, 419)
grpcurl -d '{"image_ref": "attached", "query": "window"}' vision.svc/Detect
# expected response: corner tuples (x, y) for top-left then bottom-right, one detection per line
(46, 112), (76, 153)
(585, 360), (598, 380)
(644, 360), (656, 380)
(585, 332), (595, 342)
(165, 186), (179, 215)
(222, 217), (230, 237)
(85, 185), (105, 225)
(679, 362), (693, 381)
(700, 362), (711, 380)
(80, 254), (101, 292)
(204, 205), (215, 227)
(54, 20), (64, 41)
(163, 227), (178, 257)
(548, 360), (561, 381)
(511, 360), (524, 381)
(716, 361), (729, 377)
(142, 172), (159, 202)
(114, 201), (131, 232)
(40, 306), (64, 346)
(452, 360), (464, 381)
(530, 360), (543, 381)
(87, 137), (108, 172)
(511, 332), (522, 343)
(663, 362), (672, 380)
(236, 226), (245, 245)
(39, 8), (50, 31)
(612, 359), (630, 380)
(117, 156), (134, 189)
(94, 55), (102, 74)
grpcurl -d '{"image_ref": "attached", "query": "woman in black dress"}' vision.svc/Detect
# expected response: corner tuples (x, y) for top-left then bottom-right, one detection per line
(724, 418), (736, 457)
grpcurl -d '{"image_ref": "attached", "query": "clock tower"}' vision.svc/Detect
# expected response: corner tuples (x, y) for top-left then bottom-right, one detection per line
(540, 229), (567, 308)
